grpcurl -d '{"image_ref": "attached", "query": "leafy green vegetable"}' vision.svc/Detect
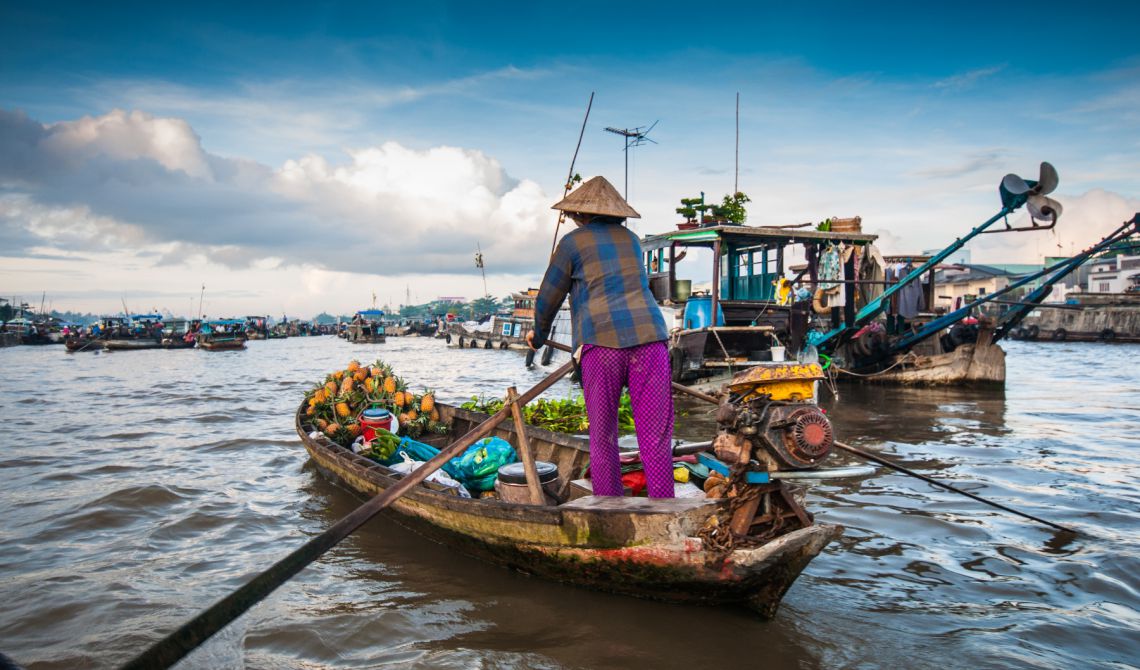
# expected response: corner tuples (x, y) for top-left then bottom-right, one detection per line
(460, 392), (636, 434)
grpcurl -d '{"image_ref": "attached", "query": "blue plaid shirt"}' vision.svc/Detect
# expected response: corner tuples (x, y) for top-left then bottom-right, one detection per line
(531, 222), (668, 351)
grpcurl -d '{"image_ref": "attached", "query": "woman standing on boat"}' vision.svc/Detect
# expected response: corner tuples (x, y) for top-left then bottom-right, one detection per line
(527, 176), (674, 498)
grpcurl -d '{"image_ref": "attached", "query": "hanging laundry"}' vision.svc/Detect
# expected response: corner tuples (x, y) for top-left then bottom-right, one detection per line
(859, 244), (886, 306)
(818, 243), (842, 292)
(897, 263), (926, 319)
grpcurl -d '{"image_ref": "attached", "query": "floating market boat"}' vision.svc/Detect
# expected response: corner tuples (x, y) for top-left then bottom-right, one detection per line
(443, 289), (542, 351)
(102, 314), (166, 351)
(641, 221), (877, 393)
(346, 310), (386, 344)
(635, 165), (1139, 388)
(295, 391), (843, 618)
(244, 315), (270, 340)
(64, 335), (104, 352)
(160, 318), (201, 349)
(198, 319), (248, 351)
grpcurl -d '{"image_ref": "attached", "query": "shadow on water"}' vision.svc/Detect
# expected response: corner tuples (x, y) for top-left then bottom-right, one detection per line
(286, 462), (830, 670)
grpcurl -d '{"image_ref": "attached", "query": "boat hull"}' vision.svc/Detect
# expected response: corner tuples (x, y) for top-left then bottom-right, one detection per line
(348, 336), (386, 344)
(161, 338), (197, 349)
(296, 402), (840, 617)
(104, 339), (163, 351)
(199, 338), (247, 351)
(841, 340), (1005, 385)
(65, 338), (105, 352)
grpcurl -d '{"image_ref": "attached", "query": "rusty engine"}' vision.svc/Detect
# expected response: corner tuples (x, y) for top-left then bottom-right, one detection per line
(712, 362), (834, 472)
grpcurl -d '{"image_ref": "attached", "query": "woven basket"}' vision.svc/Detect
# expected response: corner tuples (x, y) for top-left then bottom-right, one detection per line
(829, 216), (862, 233)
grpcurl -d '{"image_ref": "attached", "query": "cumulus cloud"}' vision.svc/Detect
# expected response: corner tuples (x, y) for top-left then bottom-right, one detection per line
(0, 108), (554, 276)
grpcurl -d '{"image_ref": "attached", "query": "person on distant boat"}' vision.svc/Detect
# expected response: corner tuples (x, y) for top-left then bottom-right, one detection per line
(527, 176), (674, 499)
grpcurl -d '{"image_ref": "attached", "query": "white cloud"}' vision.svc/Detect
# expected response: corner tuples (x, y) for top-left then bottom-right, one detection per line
(932, 66), (1005, 91)
(43, 109), (214, 179)
(0, 108), (554, 277)
(971, 189), (1140, 263)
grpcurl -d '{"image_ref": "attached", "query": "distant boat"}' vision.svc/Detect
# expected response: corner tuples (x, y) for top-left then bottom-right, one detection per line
(346, 309), (386, 344)
(198, 319), (248, 351)
(101, 314), (166, 352)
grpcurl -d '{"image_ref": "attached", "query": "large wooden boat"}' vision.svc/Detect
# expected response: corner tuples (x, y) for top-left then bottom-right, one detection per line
(295, 400), (841, 617)
(837, 326), (1006, 385)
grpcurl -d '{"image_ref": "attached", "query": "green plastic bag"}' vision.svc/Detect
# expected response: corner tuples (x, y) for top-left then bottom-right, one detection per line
(450, 437), (517, 492)
(386, 436), (516, 492)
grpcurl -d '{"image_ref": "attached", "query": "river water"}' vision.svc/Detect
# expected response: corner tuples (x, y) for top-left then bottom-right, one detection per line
(0, 336), (1136, 669)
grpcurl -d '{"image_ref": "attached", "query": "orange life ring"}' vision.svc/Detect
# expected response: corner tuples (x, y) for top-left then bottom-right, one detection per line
(812, 287), (839, 314)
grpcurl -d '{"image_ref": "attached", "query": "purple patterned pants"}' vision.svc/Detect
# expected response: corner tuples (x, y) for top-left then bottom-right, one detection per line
(580, 341), (675, 498)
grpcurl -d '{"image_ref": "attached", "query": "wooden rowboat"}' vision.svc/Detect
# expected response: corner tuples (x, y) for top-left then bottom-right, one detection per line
(295, 400), (841, 617)
(65, 337), (104, 352)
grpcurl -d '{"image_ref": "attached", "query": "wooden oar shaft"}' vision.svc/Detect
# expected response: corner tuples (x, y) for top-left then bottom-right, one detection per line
(507, 386), (546, 505)
(122, 359), (576, 670)
(832, 441), (1077, 535)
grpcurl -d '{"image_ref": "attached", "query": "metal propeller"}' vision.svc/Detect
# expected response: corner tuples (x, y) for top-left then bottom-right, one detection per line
(994, 161), (1062, 230)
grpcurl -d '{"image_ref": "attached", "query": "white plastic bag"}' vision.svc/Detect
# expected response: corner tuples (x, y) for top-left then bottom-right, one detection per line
(390, 452), (472, 498)
(674, 481), (705, 498)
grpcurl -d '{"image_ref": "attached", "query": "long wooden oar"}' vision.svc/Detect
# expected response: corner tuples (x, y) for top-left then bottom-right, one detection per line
(831, 440), (1076, 534)
(122, 359), (576, 670)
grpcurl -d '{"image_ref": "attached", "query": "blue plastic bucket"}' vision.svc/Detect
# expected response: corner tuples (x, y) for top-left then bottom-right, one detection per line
(682, 296), (725, 329)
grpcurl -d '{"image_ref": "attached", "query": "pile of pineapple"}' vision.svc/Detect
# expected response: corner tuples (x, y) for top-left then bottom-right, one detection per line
(304, 359), (448, 447)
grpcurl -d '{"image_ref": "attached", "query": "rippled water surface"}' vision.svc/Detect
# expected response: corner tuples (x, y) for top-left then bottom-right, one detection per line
(0, 337), (1137, 669)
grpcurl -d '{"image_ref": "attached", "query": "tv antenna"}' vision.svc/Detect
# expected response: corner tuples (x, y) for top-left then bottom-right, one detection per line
(604, 121), (658, 199)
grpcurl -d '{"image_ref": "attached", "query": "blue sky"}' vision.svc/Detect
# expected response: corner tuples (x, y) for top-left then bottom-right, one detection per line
(2, 2), (1138, 315)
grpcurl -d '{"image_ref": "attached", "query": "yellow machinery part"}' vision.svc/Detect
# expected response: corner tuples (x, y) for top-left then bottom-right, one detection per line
(727, 363), (824, 402)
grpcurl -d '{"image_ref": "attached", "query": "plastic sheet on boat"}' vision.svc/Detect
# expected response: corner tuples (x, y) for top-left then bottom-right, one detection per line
(385, 436), (517, 492)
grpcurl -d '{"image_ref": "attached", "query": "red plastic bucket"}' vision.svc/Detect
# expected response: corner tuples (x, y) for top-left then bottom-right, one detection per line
(360, 408), (393, 442)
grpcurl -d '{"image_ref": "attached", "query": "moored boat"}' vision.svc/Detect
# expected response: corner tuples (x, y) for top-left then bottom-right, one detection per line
(295, 397), (842, 618)
(198, 319), (248, 351)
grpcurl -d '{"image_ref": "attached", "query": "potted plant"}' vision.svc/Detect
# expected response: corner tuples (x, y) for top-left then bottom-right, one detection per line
(675, 196), (702, 230)
(675, 191), (751, 228)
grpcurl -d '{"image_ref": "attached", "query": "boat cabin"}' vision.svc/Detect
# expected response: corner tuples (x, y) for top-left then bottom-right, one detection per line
(642, 224), (878, 383)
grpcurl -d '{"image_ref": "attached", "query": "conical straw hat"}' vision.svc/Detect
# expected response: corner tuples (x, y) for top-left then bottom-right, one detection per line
(551, 176), (640, 219)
